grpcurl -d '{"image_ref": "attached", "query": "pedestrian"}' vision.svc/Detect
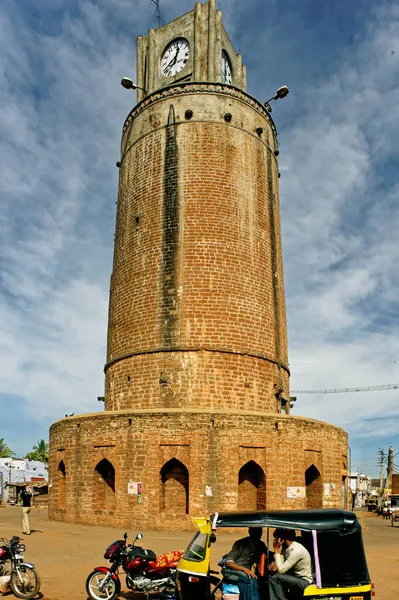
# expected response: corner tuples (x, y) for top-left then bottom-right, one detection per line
(19, 485), (39, 535)
(268, 528), (312, 600)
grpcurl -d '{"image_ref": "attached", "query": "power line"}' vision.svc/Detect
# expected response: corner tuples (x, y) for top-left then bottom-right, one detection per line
(291, 383), (399, 394)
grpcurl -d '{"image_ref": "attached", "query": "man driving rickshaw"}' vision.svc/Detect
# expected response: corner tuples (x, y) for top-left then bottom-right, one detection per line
(176, 509), (373, 600)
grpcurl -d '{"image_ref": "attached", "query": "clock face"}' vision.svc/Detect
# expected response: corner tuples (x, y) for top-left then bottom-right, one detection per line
(161, 38), (190, 77)
(222, 50), (232, 84)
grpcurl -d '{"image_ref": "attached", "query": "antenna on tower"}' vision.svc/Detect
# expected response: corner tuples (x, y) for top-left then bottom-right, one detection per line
(150, 0), (162, 29)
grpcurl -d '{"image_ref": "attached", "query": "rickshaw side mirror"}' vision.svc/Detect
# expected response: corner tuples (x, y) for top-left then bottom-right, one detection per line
(209, 533), (217, 544)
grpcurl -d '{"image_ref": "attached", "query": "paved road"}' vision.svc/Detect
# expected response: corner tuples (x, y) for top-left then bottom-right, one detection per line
(357, 509), (398, 599)
(0, 505), (397, 599)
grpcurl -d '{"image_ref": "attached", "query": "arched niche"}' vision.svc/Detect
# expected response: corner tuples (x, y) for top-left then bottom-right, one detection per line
(238, 460), (266, 510)
(57, 460), (66, 508)
(305, 464), (322, 508)
(160, 458), (189, 514)
(94, 458), (115, 510)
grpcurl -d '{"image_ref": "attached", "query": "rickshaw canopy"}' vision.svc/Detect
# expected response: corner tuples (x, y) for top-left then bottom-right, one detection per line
(212, 508), (360, 534)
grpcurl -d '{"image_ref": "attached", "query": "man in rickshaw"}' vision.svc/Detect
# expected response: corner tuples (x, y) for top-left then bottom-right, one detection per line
(224, 527), (269, 600)
(268, 528), (312, 600)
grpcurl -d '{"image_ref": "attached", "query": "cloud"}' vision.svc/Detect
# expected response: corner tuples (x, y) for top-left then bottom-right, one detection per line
(0, 1), (135, 434)
(280, 2), (399, 471)
(0, 0), (398, 475)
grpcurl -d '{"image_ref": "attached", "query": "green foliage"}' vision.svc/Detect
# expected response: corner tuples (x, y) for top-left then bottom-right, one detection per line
(25, 439), (49, 463)
(0, 438), (14, 458)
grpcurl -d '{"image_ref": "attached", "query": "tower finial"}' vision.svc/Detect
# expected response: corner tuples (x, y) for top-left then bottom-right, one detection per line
(150, 0), (161, 29)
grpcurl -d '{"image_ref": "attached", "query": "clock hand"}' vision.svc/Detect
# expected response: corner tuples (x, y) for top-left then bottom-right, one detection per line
(164, 47), (180, 73)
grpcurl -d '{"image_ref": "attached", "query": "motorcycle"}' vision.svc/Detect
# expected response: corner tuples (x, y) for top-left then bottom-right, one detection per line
(0, 536), (41, 599)
(86, 532), (183, 600)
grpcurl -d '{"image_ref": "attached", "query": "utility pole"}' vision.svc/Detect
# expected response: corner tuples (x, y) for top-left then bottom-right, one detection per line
(387, 446), (394, 491)
(378, 448), (385, 496)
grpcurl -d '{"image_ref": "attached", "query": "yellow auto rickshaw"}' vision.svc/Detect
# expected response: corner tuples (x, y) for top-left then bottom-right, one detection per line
(176, 509), (373, 600)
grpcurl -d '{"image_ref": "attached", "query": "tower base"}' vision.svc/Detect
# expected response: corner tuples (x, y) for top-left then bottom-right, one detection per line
(49, 409), (348, 530)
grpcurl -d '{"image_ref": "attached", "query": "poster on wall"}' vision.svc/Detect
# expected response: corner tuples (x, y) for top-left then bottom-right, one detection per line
(128, 481), (139, 495)
(287, 486), (306, 499)
(324, 483), (336, 498)
(205, 485), (213, 497)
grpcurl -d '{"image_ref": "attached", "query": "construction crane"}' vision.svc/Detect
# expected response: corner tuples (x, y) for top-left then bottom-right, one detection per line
(291, 383), (399, 394)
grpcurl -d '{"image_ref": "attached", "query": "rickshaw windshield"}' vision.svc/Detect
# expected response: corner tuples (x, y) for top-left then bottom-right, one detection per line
(183, 531), (208, 562)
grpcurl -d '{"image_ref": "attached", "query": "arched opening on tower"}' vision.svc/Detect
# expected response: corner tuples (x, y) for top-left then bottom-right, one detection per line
(160, 458), (189, 515)
(57, 460), (66, 508)
(94, 459), (115, 510)
(238, 461), (266, 510)
(305, 464), (322, 509)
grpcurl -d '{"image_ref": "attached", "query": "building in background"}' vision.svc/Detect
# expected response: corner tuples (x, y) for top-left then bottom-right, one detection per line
(0, 458), (48, 504)
(49, 0), (348, 529)
(349, 472), (372, 507)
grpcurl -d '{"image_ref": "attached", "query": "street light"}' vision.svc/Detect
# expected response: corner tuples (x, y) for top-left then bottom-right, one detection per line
(264, 85), (289, 112)
(121, 77), (146, 92)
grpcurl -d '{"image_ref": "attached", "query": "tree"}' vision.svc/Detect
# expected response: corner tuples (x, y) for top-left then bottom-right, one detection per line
(0, 438), (14, 458)
(25, 440), (49, 463)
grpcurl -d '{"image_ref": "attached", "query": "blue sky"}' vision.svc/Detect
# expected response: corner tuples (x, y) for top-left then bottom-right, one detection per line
(1, 0), (399, 478)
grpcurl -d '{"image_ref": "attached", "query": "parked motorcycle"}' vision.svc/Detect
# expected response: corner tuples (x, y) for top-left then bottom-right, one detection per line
(86, 532), (183, 600)
(0, 536), (41, 599)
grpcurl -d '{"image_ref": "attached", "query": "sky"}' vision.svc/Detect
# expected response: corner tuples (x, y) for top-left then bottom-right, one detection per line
(1, 0), (399, 479)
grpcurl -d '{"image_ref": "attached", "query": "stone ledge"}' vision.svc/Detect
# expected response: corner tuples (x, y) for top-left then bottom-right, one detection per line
(50, 409), (347, 434)
(122, 81), (277, 136)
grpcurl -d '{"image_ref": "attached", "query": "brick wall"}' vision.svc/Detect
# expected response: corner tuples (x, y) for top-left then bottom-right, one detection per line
(106, 84), (289, 414)
(49, 411), (348, 529)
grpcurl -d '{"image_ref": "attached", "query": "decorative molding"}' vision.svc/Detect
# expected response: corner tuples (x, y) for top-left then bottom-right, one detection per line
(122, 81), (277, 138)
(104, 346), (290, 375)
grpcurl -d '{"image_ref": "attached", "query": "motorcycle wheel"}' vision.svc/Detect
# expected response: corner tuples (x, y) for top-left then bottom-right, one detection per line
(10, 566), (40, 600)
(86, 570), (120, 600)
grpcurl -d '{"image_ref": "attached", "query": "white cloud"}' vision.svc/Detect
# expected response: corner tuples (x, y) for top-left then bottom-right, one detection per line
(277, 2), (399, 470)
(0, 2), (134, 429)
(0, 0), (398, 473)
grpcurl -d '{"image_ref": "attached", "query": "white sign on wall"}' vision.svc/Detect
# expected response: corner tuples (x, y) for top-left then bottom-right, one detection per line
(324, 483), (336, 498)
(128, 481), (139, 495)
(287, 486), (306, 499)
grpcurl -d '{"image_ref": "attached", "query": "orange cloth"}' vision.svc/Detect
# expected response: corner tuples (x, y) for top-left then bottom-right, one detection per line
(150, 550), (184, 568)
(259, 552), (266, 576)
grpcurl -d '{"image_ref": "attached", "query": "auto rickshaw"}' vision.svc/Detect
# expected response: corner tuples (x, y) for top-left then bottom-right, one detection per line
(391, 494), (399, 526)
(176, 509), (373, 600)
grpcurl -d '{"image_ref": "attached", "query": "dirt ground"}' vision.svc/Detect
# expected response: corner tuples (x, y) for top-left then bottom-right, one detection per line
(0, 505), (398, 600)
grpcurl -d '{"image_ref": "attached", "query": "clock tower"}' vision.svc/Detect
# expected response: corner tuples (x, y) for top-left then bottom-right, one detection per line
(49, 0), (349, 530)
(134, 0), (246, 103)
(106, 0), (289, 417)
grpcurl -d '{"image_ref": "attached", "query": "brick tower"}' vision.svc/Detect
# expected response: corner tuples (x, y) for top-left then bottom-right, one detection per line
(49, 0), (348, 529)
